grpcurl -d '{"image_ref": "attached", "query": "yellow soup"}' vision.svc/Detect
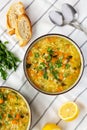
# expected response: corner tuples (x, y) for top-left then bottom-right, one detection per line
(0, 88), (30, 130)
(26, 36), (82, 94)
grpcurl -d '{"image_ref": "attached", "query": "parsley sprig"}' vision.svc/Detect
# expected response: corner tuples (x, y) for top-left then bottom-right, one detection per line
(0, 40), (20, 80)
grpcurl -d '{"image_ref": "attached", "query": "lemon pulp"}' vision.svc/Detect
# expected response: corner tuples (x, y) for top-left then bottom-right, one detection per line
(58, 101), (79, 121)
(42, 123), (61, 130)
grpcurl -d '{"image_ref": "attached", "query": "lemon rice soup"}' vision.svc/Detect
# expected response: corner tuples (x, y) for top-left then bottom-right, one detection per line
(0, 88), (30, 130)
(26, 35), (82, 94)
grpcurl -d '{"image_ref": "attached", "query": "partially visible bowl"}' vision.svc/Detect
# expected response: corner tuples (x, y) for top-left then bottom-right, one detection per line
(24, 34), (84, 95)
(0, 86), (31, 130)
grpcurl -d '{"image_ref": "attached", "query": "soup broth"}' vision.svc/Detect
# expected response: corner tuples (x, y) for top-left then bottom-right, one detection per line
(0, 88), (30, 130)
(26, 36), (82, 93)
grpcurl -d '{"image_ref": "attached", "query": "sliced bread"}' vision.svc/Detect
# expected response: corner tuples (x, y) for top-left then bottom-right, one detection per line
(6, 2), (25, 35)
(15, 14), (32, 46)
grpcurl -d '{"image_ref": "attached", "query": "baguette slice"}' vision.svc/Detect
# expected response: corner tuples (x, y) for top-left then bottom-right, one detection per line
(15, 14), (32, 46)
(6, 2), (25, 35)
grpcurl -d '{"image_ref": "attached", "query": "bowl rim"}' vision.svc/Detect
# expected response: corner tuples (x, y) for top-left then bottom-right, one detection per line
(23, 33), (84, 95)
(0, 86), (32, 129)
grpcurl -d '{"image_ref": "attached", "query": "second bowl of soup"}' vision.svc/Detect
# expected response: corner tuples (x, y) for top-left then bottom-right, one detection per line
(24, 34), (84, 95)
(0, 86), (31, 129)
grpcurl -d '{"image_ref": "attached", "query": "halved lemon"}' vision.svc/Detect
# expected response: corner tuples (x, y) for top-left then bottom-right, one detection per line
(58, 101), (79, 121)
(42, 123), (61, 130)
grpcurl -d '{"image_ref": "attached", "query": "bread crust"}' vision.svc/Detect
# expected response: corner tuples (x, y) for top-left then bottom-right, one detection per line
(6, 2), (32, 46)
(15, 14), (32, 46)
(6, 2), (25, 35)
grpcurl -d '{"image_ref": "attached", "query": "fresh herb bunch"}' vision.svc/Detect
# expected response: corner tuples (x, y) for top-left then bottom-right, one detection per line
(0, 40), (20, 80)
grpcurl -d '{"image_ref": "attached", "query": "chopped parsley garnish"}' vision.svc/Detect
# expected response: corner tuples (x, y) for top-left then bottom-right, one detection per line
(0, 114), (2, 120)
(65, 64), (70, 69)
(39, 62), (46, 70)
(47, 47), (54, 55)
(34, 52), (39, 58)
(43, 70), (48, 79)
(8, 114), (13, 118)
